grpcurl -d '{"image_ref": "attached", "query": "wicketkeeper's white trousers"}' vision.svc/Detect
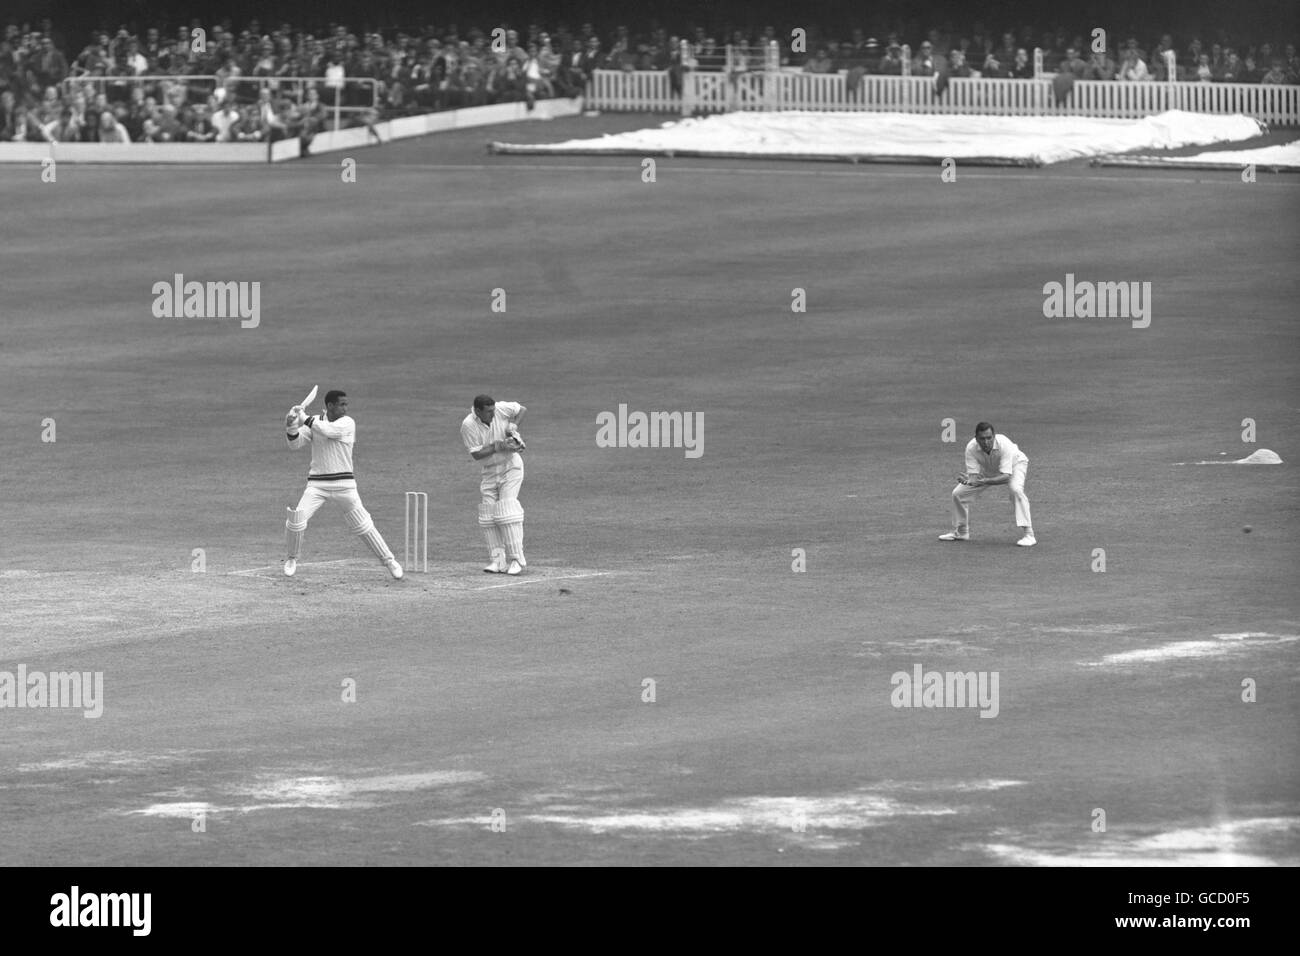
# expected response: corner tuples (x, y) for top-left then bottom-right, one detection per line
(950, 461), (1032, 533)
(478, 454), (525, 562)
(478, 454), (524, 502)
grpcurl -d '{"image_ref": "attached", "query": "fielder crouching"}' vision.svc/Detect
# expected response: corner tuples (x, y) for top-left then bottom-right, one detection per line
(940, 421), (1036, 547)
(460, 394), (528, 575)
(283, 389), (403, 578)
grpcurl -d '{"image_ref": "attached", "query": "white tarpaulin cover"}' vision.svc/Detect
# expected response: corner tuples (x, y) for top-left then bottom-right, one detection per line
(1104, 140), (1300, 170)
(491, 109), (1266, 166)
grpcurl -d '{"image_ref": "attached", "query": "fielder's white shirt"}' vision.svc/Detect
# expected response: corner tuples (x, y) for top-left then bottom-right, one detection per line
(965, 434), (1028, 477)
(287, 414), (357, 483)
(460, 402), (523, 471)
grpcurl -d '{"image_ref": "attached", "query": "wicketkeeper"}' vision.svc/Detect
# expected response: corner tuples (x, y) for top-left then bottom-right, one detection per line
(939, 421), (1036, 547)
(283, 389), (403, 578)
(459, 394), (528, 574)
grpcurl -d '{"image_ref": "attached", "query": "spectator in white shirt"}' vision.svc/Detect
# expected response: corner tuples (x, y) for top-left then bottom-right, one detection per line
(123, 39), (148, 75)
(212, 98), (240, 140)
(96, 108), (131, 143)
(1118, 47), (1150, 81)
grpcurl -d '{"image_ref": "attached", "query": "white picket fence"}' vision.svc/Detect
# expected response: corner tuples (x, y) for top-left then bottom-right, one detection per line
(587, 70), (679, 111)
(587, 69), (1300, 125)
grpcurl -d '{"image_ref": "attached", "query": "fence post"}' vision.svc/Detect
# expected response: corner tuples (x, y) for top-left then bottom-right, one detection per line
(680, 39), (693, 115)
(765, 41), (778, 111)
(1033, 47), (1043, 78)
(901, 44), (911, 77)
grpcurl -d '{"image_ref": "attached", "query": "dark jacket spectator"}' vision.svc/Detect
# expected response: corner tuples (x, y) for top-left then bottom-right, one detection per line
(1086, 51), (1117, 80)
(142, 28), (162, 66)
(123, 88), (150, 139)
(912, 41), (939, 76)
(995, 32), (1017, 66)
(877, 44), (905, 76)
(185, 102), (216, 140)
(981, 52), (1009, 78)
(46, 106), (81, 141)
(1011, 48), (1034, 79)
(1214, 51), (1244, 82)
(555, 38), (587, 96)
(1059, 49), (1087, 79)
(152, 102), (183, 141)
(804, 47), (834, 74)
(860, 39), (881, 72)
(75, 40), (110, 78)
(0, 89), (16, 131)
(33, 36), (68, 86)
(1260, 61), (1289, 84)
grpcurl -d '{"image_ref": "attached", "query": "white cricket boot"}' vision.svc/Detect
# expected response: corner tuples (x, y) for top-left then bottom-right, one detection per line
(938, 531), (969, 541)
(1016, 530), (1037, 547)
(284, 558), (297, 576)
(483, 550), (507, 573)
(506, 560), (522, 576)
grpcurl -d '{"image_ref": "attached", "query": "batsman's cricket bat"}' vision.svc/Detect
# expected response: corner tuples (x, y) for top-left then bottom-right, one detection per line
(299, 385), (318, 410)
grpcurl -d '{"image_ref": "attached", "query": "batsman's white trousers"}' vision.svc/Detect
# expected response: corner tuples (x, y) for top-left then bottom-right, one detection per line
(950, 461), (1032, 533)
(294, 480), (363, 517)
(479, 453), (524, 502)
(288, 480), (395, 563)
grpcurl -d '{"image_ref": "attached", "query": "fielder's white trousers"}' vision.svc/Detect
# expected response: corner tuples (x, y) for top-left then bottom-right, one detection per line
(950, 461), (1032, 533)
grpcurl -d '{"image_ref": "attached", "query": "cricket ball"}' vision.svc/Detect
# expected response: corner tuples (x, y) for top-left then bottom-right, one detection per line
(1243, 526), (1252, 533)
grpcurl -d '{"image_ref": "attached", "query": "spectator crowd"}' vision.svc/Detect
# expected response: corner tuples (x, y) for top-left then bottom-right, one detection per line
(787, 27), (1299, 86)
(3, 15), (1296, 144)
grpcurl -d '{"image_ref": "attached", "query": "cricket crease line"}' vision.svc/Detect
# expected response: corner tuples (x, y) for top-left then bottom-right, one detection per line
(469, 571), (615, 590)
(227, 558), (361, 576)
(225, 563), (617, 584)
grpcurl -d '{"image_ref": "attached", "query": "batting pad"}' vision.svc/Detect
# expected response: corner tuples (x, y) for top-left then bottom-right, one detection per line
(493, 500), (525, 561)
(479, 501), (506, 558)
(344, 506), (393, 562)
(343, 505), (375, 534)
(492, 500), (524, 525)
(285, 507), (308, 558)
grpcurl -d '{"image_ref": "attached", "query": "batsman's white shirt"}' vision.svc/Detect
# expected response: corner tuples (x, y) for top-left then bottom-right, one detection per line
(287, 414), (357, 486)
(460, 402), (523, 473)
(965, 434), (1028, 477)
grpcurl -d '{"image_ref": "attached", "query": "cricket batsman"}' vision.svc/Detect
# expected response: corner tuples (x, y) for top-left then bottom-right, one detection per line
(460, 394), (527, 574)
(939, 421), (1036, 547)
(282, 389), (403, 578)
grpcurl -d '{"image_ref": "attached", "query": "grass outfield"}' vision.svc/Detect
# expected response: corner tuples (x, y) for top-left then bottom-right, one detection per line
(2, 114), (1298, 865)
